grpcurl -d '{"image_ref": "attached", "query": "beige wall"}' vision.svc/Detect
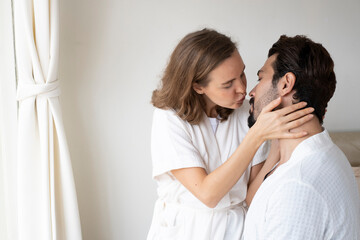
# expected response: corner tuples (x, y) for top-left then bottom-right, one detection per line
(58, 0), (360, 239)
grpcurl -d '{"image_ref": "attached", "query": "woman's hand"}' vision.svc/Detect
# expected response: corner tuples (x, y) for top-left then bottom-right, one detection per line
(251, 97), (314, 142)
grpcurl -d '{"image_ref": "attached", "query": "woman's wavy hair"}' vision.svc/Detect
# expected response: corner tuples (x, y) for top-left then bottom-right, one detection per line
(151, 28), (237, 124)
(268, 35), (336, 124)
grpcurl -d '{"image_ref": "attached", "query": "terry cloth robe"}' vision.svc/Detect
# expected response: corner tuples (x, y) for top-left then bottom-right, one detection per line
(243, 130), (360, 240)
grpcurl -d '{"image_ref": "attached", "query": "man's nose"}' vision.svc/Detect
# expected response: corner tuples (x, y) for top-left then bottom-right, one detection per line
(249, 88), (255, 97)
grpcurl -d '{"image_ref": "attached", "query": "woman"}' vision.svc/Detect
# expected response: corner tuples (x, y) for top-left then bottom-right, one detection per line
(147, 29), (313, 240)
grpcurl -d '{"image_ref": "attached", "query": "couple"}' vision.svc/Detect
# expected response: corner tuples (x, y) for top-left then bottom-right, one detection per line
(147, 29), (360, 239)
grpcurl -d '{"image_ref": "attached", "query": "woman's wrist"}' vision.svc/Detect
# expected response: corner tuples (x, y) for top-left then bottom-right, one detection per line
(246, 126), (265, 150)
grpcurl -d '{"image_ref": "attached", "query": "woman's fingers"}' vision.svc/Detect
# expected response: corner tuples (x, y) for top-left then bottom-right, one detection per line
(283, 107), (314, 123)
(281, 131), (309, 139)
(261, 97), (282, 113)
(277, 101), (308, 116)
(285, 114), (314, 130)
(255, 99), (316, 140)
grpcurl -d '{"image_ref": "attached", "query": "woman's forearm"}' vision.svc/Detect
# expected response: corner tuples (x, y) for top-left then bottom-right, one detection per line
(172, 128), (264, 208)
(245, 142), (280, 206)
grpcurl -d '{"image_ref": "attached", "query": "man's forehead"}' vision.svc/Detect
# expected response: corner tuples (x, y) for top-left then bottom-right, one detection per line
(258, 55), (277, 75)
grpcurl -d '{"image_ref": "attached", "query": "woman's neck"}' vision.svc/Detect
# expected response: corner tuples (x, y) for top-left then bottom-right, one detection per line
(203, 95), (218, 117)
(206, 106), (218, 118)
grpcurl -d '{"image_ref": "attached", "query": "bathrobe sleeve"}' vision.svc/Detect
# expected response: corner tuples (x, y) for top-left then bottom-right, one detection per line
(151, 108), (206, 178)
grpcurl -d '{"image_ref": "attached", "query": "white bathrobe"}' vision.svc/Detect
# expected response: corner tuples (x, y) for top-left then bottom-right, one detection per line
(147, 100), (269, 240)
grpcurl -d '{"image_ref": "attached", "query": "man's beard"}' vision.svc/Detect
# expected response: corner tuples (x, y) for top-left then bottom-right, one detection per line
(247, 87), (280, 128)
(248, 98), (256, 128)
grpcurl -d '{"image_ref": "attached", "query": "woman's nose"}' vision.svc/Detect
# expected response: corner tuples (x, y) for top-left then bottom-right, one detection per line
(235, 79), (246, 94)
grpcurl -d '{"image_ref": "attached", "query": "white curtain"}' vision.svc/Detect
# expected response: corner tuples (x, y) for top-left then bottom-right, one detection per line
(11, 0), (82, 239)
(0, 1), (18, 239)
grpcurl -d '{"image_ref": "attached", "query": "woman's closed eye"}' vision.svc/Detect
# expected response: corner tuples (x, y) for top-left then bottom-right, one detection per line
(224, 81), (233, 89)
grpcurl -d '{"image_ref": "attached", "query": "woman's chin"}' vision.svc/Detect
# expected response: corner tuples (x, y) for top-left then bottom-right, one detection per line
(216, 101), (243, 110)
(234, 101), (244, 108)
(226, 103), (243, 109)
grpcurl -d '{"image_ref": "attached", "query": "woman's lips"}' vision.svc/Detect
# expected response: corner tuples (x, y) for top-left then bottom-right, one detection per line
(236, 96), (245, 103)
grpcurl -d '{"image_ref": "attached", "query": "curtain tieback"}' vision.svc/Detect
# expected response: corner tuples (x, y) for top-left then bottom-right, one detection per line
(17, 80), (61, 101)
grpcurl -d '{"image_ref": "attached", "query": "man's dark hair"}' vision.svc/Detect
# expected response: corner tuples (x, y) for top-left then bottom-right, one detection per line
(268, 35), (336, 124)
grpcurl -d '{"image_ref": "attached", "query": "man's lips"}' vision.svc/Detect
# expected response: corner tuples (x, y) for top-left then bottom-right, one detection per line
(249, 98), (254, 113)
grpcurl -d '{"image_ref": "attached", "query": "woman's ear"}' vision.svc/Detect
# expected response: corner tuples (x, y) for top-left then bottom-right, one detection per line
(193, 82), (204, 94)
(278, 72), (296, 96)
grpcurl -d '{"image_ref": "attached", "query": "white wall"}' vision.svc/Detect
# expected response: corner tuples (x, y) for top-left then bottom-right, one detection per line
(59, 0), (360, 239)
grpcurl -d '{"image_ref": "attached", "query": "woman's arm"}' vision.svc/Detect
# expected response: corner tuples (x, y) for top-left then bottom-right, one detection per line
(172, 128), (265, 208)
(248, 162), (265, 186)
(172, 98), (314, 208)
(246, 140), (280, 206)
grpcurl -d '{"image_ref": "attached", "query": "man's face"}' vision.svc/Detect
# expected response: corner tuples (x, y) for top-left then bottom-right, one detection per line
(248, 54), (280, 127)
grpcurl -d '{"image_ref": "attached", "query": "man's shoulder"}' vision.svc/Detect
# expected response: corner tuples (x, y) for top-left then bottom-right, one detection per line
(275, 146), (359, 216)
(289, 130), (352, 190)
(296, 142), (353, 189)
(270, 178), (321, 199)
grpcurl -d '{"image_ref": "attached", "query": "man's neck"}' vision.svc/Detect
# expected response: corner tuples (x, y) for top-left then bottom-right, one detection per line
(278, 117), (324, 165)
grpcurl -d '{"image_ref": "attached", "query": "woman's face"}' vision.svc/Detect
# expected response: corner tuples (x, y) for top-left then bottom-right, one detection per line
(194, 50), (247, 115)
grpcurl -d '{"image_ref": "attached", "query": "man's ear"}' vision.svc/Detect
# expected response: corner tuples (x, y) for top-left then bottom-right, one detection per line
(193, 82), (204, 94)
(277, 72), (296, 96)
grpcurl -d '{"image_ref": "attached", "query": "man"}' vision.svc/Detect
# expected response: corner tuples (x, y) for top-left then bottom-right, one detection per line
(243, 35), (360, 239)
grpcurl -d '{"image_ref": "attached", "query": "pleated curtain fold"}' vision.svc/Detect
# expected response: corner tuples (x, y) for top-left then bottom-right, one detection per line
(8, 0), (83, 239)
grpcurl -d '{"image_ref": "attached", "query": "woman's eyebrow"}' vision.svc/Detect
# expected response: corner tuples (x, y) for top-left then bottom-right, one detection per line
(222, 65), (246, 85)
(222, 78), (235, 85)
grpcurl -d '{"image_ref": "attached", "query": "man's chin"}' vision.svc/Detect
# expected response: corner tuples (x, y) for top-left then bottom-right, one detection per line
(247, 113), (256, 128)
